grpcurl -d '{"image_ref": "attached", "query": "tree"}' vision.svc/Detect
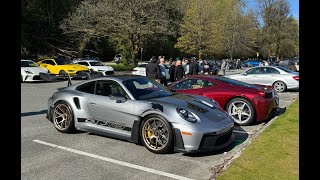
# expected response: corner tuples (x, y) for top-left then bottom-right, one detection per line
(256, 0), (299, 59)
(175, 0), (215, 59)
(61, 0), (179, 66)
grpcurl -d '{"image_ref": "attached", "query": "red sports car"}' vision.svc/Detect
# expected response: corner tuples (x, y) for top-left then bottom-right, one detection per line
(168, 75), (279, 125)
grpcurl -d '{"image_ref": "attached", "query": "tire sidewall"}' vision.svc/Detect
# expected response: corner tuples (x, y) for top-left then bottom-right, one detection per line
(140, 114), (173, 154)
(273, 81), (287, 93)
(52, 101), (75, 133)
(226, 98), (255, 126)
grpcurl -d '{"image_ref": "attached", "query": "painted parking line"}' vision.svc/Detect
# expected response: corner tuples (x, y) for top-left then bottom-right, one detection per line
(33, 139), (194, 180)
(233, 130), (254, 135)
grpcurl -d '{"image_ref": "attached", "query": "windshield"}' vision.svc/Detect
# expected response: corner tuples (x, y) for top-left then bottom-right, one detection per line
(21, 61), (39, 67)
(55, 58), (74, 65)
(276, 66), (297, 73)
(89, 61), (104, 66)
(123, 78), (173, 100)
(216, 77), (258, 89)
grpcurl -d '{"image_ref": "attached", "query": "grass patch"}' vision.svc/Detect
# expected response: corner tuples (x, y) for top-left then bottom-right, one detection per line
(218, 99), (299, 180)
(108, 64), (135, 71)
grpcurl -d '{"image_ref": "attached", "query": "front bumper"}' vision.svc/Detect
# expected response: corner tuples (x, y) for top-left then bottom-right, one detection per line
(172, 122), (234, 153)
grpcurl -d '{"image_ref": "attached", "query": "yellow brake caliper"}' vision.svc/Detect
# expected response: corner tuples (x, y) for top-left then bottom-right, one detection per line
(147, 125), (152, 138)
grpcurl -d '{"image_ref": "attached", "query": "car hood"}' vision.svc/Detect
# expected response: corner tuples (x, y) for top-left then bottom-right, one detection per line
(148, 94), (230, 122)
(21, 67), (48, 74)
(91, 66), (114, 71)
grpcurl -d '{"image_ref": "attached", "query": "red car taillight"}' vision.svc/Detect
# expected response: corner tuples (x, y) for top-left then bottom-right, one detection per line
(258, 91), (265, 96)
(293, 76), (299, 81)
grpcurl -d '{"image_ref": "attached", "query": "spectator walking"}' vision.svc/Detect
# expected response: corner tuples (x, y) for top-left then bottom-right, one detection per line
(159, 58), (167, 86)
(146, 56), (161, 82)
(174, 60), (185, 81)
(169, 58), (177, 82)
(189, 57), (199, 75)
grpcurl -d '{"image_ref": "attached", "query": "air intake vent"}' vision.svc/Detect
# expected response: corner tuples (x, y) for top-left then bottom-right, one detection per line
(73, 97), (81, 109)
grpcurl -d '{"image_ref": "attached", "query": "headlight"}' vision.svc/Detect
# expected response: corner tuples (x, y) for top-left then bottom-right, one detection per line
(24, 70), (33, 74)
(176, 107), (198, 123)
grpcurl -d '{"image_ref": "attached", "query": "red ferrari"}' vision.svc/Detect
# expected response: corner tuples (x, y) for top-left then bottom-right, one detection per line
(168, 75), (279, 125)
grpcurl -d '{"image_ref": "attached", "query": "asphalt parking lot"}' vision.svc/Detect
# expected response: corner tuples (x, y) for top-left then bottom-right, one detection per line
(21, 69), (299, 180)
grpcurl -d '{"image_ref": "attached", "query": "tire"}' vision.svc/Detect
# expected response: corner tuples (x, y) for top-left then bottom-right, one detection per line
(52, 101), (75, 133)
(226, 98), (255, 126)
(273, 81), (287, 93)
(59, 70), (67, 76)
(140, 114), (173, 154)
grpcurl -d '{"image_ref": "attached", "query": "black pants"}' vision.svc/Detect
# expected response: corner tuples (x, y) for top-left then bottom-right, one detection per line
(160, 76), (167, 86)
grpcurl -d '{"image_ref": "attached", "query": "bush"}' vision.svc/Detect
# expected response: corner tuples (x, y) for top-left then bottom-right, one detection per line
(109, 64), (135, 71)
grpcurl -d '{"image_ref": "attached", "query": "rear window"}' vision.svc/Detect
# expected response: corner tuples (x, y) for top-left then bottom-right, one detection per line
(216, 77), (258, 89)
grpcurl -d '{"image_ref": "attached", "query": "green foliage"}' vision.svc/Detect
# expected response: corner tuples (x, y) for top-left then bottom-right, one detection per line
(218, 99), (299, 180)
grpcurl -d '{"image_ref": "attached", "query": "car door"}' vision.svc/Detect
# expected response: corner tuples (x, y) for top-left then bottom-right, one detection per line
(171, 78), (204, 95)
(87, 80), (135, 133)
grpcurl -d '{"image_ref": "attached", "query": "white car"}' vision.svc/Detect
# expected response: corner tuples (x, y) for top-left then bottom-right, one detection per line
(21, 60), (49, 82)
(132, 63), (170, 80)
(225, 66), (299, 92)
(73, 60), (114, 75)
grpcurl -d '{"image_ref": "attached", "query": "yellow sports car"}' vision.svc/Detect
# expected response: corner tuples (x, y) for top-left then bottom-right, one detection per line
(37, 58), (90, 75)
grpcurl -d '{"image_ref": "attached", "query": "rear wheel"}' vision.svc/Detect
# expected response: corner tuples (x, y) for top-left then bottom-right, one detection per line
(273, 81), (287, 92)
(226, 98), (255, 126)
(140, 115), (173, 154)
(52, 101), (75, 133)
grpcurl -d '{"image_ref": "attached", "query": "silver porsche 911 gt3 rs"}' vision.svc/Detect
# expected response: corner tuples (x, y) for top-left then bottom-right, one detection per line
(47, 75), (234, 154)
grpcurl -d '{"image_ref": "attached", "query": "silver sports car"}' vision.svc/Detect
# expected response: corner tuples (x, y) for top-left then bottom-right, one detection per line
(47, 76), (234, 154)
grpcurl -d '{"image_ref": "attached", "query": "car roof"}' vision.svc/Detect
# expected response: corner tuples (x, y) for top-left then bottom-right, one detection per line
(91, 75), (148, 81)
(74, 60), (100, 62)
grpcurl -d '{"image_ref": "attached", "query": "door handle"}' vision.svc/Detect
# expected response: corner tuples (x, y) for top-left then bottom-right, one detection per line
(89, 102), (97, 106)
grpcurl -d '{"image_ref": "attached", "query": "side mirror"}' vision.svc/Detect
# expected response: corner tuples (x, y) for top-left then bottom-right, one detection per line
(110, 95), (127, 103)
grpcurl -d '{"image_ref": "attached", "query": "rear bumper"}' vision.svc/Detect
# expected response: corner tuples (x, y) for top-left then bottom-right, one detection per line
(255, 96), (279, 121)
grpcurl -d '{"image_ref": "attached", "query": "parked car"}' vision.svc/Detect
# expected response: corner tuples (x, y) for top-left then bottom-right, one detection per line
(169, 75), (279, 125)
(73, 59), (114, 75)
(21, 60), (49, 82)
(132, 63), (170, 80)
(37, 58), (90, 76)
(225, 66), (299, 92)
(242, 59), (262, 67)
(278, 58), (299, 72)
(47, 76), (234, 153)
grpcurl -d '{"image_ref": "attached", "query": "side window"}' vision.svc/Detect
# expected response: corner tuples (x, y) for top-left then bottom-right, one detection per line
(266, 67), (280, 74)
(246, 68), (260, 74)
(172, 79), (213, 90)
(172, 80), (191, 90)
(95, 80), (127, 98)
(45, 60), (56, 65)
(75, 81), (96, 94)
(77, 62), (89, 66)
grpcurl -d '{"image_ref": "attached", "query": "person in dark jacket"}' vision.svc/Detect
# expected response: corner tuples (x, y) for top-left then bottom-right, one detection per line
(174, 60), (185, 81)
(188, 57), (199, 75)
(169, 58), (176, 82)
(146, 56), (161, 81)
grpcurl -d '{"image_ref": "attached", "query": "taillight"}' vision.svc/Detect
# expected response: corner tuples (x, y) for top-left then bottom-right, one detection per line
(293, 76), (299, 81)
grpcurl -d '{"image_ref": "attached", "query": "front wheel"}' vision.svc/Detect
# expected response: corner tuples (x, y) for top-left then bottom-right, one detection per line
(52, 101), (75, 133)
(226, 98), (255, 126)
(140, 115), (173, 154)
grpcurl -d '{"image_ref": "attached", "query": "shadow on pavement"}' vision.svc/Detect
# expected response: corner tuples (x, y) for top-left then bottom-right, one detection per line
(21, 110), (47, 117)
(183, 126), (249, 157)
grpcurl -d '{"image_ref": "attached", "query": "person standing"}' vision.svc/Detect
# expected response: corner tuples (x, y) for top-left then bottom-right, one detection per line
(174, 60), (185, 81)
(220, 59), (227, 75)
(159, 58), (167, 86)
(146, 56), (161, 82)
(189, 57), (199, 75)
(169, 58), (176, 82)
